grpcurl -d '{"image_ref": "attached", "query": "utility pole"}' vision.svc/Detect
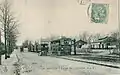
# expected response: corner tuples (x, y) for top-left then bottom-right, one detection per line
(4, 0), (8, 59)
(4, 15), (7, 59)
(118, 0), (120, 36)
(0, 30), (1, 65)
(73, 39), (76, 55)
(117, 0), (120, 59)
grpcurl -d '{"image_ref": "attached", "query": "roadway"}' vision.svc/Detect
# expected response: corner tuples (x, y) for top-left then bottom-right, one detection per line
(17, 51), (120, 75)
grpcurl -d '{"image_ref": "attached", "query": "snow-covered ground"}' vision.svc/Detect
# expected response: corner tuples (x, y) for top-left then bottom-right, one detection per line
(18, 52), (120, 75)
(0, 49), (120, 75)
(0, 49), (18, 75)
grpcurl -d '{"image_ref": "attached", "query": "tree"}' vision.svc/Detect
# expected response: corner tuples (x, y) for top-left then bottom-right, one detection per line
(79, 32), (88, 42)
(0, 0), (19, 60)
(34, 41), (39, 53)
(8, 29), (19, 55)
(110, 31), (120, 55)
(22, 40), (29, 48)
(92, 33), (103, 42)
(110, 31), (119, 39)
(0, 42), (5, 65)
(79, 32), (94, 43)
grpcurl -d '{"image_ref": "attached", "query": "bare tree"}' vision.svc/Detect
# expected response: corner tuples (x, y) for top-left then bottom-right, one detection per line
(92, 33), (103, 42)
(110, 31), (119, 39)
(22, 40), (29, 48)
(8, 28), (19, 55)
(79, 32), (94, 43)
(0, 0), (19, 61)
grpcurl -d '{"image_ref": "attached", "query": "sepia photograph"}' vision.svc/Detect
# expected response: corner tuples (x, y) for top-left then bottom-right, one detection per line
(0, 0), (120, 75)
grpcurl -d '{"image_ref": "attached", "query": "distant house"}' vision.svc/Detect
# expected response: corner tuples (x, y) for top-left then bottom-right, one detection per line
(91, 36), (118, 49)
(75, 40), (87, 48)
(75, 40), (91, 53)
(91, 41), (105, 49)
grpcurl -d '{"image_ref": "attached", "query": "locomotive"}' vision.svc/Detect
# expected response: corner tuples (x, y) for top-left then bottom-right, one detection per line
(38, 43), (49, 56)
(50, 37), (72, 56)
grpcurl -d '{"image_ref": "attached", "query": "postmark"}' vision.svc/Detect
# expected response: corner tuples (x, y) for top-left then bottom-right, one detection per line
(90, 3), (109, 24)
(77, 0), (91, 5)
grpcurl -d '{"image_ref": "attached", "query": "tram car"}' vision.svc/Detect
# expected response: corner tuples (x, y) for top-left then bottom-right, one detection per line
(50, 37), (72, 56)
(38, 43), (49, 56)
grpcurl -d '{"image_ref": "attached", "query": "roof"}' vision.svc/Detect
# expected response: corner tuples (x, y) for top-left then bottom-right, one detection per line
(76, 40), (87, 44)
(92, 36), (118, 43)
(40, 43), (48, 46)
(98, 36), (108, 40)
(51, 37), (72, 43)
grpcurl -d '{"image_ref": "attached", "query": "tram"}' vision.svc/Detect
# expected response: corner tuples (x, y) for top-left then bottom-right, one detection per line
(50, 37), (72, 56)
(38, 43), (49, 56)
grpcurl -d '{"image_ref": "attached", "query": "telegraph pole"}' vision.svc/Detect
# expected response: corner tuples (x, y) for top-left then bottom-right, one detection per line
(0, 30), (1, 65)
(118, 0), (120, 36)
(73, 39), (76, 55)
(118, 0), (120, 58)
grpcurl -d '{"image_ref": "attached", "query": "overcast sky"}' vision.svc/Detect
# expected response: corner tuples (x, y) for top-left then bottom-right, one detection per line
(8, 0), (118, 45)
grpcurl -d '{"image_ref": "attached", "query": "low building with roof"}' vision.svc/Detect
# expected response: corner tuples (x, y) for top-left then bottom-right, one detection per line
(75, 40), (87, 48)
(91, 36), (118, 49)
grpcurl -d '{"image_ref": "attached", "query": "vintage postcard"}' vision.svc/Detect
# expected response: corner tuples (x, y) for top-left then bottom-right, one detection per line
(0, 0), (120, 75)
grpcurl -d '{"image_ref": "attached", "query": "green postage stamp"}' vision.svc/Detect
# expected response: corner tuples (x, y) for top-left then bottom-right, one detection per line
(91, 3), (109, 24)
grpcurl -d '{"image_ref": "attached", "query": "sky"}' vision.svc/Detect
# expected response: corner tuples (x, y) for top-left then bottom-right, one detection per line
(4, 0), (118, 45)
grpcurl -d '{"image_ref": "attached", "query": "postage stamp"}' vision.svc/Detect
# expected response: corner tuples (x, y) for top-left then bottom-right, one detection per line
(91, 3), (109, 24)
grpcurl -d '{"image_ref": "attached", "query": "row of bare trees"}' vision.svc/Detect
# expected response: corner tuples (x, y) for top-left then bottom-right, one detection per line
(0, 0), (19, 65)
(79, 31), (120, 43)
(79, 32), (104, 43)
